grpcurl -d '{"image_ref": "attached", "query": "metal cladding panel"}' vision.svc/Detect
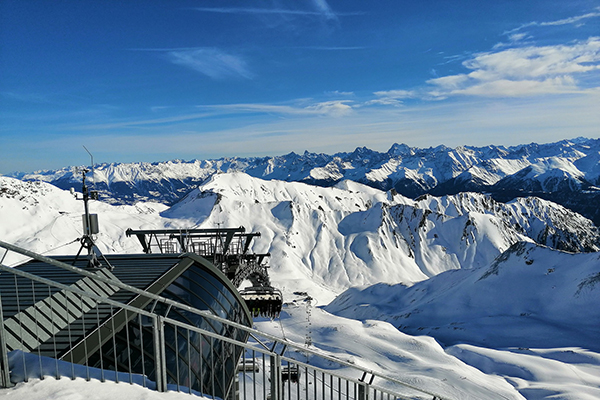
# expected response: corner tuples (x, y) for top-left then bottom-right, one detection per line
(0, 254), (184, 358)
(1, 252), (253, 398)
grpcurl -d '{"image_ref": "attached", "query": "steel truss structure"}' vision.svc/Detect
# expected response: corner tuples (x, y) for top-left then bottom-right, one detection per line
(126, 228), (282, 318)
(125, 228), (269, 285)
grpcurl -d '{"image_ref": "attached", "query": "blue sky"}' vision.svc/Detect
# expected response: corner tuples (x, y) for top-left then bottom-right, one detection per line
(1, 0), (599, 173)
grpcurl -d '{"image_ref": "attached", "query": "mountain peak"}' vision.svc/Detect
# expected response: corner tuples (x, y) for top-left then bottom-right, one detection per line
(387, 143), (413, 156)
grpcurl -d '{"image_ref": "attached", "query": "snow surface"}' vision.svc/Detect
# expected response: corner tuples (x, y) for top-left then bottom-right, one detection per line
(326, 242), (600, 351)
(0, 377), (200, 400)
(1, 172), (600, 399)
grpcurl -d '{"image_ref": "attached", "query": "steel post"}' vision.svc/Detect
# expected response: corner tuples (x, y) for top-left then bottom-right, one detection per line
(0, 295), (13, 388)
(153, 316), (167, 392)
(270, 354), (282, 400)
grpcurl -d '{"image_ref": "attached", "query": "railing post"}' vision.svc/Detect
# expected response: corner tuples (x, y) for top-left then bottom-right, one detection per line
(153, 315), (167, 392)
(358, 382), (369, 400)
(0, 295), (13, 388)
(270, 354), (282, 400)
(357, 371), (375, 400)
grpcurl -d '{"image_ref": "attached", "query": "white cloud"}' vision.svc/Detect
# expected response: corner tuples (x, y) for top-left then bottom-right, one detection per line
(325, 90), (354, 96)
(540, 9), (600, 26)
(446, 77), (578, 97)
(167, 48), (253, 80)
(492, 32), (532, 50)
(311, 0), (337, 21)
(194, 7), (325, 16)
(305, 100), (353, 116)
(506, 8), (600, 34)
(47, 90), (600, 164)
(427, 37), (600, 97)
(364, 89), (415, 106)
(364, 98), (403, 106)
(373, 89), (415, 98)
(203, 100), (353, 118)
(467, 39), (600, 78)
(427, 75), (470, 90)
(194, 1), (349, 21)
(508, 32), (528, 42)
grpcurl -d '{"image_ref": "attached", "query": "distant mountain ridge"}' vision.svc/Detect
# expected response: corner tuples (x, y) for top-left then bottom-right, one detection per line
(11, 137), (600, 225)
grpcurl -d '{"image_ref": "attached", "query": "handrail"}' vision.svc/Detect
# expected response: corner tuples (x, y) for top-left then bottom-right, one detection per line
(125, 228), (246, 235)
(0, 239), (452, 400)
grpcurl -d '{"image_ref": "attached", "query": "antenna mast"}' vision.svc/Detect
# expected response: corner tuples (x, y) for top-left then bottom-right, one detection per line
(72, 147), (112, 269)
(83, 145), (95, 191)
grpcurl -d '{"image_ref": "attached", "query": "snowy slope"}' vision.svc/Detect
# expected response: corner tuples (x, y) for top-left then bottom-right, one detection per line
(446, 345), (600, 399)
(0, 177), (172, 265)
(575, 151), (600, 185)
(254, 303), (526, 400)
(326, 242), (600, 351)
(324, 241), (600, 399)
(493, 157), (586, 193)
(160, 172), (600, 298)
(415, 192), (600, 252)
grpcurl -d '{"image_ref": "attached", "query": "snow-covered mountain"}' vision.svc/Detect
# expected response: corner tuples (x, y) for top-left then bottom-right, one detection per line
(2, 167), (600, 399)
(414, 192), (600, 253)
(2, 172), (598, 294)
(10, 137), (600, 225)
(326, 241), (600, 351)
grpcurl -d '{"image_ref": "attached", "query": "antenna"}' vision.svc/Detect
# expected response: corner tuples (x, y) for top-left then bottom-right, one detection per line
(71, 148), (112, 270)
(73, 167), (101, 268)
(83, 145), (95, 191)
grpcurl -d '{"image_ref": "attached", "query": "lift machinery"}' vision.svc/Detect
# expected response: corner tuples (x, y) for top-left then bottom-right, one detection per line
(126, 227), (283, 318)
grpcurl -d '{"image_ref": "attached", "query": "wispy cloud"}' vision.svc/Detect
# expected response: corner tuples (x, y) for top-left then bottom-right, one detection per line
(298, 46), (365, 50)
(365, 90), (415, 106)
(325, 90), (355, 96)
(36, 91), (600, 168)
(194, 7), (328, 16)
(202, 100), (354, 118)
(508, 32), (528, 42)
(311, 0), (337, 21)
(194, 0), (349, 21)
(1, 91), (51, 104)
(305, 100), (353, 116)
(505, 7), (600, 34)
(437, 52), (473, 66)
(426, 37), (600, 98)
(166, 48), (253, 80)
(71, 100), (355, 133)
(492, 32), (532, 50)
(70, 112), (216, 131)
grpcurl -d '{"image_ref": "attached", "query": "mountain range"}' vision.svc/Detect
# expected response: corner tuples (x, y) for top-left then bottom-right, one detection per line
(10, 137), (600, 226)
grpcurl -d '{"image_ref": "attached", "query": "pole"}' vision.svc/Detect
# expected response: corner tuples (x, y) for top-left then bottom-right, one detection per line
(0, 295), (13, 388)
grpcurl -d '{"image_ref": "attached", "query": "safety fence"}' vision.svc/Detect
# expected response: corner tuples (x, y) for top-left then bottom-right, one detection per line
(0, 240), (449, 400)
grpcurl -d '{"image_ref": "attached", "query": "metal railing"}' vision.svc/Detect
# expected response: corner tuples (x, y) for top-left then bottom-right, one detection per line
(0, 240), (449, 400)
